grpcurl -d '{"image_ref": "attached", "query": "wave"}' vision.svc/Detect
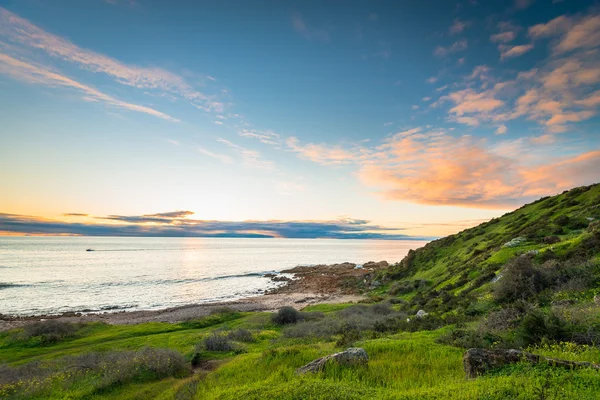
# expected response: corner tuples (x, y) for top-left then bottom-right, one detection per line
(96, 271), (280, 288)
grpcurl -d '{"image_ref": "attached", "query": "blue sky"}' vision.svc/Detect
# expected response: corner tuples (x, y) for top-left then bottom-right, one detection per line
(0, 0), (599, 238)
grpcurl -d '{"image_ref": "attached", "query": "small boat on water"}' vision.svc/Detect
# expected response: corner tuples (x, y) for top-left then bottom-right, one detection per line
(86, 249), (94, 252)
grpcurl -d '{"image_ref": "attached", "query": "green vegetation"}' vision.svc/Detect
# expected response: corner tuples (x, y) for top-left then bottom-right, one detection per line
(1, 184), (600, 399)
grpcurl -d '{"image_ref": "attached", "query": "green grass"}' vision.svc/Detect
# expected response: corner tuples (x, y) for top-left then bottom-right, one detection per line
(3, 313), (600, 399)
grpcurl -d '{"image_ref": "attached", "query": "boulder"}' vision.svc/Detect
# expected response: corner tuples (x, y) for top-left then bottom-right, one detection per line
(463, 348), (600, 378)
(296, 348), (368, 374)
(416, 309), (428, 318)
(363, 261), (389, 269)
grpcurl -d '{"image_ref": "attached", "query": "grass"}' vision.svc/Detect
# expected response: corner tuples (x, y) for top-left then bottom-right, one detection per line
(3, 310), (600, 399)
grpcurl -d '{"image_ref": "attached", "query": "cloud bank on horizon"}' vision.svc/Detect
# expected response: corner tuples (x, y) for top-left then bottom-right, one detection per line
(0, 212), (427, 240)
(0, 0), (599, 237)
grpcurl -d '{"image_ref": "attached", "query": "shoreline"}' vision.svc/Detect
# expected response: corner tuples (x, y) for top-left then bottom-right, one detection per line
(0, 261), (388, 331)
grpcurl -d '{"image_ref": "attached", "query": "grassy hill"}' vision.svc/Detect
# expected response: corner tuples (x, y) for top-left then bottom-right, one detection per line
(1, 184), (600, 399)
(377, 183), (600, 315)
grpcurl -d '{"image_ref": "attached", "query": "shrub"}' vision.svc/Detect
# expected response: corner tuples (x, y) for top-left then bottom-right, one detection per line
(388, 281), (413, 295)
(335, 322), (361, 347)
(272, 306), (300, 325)
(202, 333), (236, 352)
(494, 256), (548, 303)
(0, 348), (190, 397)
(227, 328), (255, 343)
(543, 236), (561, 244)
(21, 320), (78, 345)
(516, 310), (569, 347)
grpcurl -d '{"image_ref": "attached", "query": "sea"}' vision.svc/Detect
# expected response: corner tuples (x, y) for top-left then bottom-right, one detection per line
(0, 237), (428, 316)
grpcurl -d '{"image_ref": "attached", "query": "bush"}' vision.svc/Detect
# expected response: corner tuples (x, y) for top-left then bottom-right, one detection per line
(516, 310), (569, 347)
(202, 333), (236, 352)
(21, 320), (78, 345)
(272, 306), (300, 325)
(494, 256), (548, 303)
(227, 328), (255, 343)
(0, 348), (190, 397)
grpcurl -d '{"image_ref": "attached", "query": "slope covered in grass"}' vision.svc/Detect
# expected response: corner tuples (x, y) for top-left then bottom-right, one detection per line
(379, 183), (600, 313)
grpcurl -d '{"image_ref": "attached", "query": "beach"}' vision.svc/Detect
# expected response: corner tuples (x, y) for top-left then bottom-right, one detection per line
(0, 261), (387, 331)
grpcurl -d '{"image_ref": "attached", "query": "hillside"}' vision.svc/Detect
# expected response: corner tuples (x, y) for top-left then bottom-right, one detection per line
(377, 183), (600, 315)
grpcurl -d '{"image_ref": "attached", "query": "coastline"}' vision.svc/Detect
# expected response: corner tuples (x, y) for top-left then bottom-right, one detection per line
(0, 261), (388, 331)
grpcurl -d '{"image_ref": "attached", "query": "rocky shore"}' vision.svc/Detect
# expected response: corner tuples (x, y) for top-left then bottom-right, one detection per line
(0, 261), (389, 331)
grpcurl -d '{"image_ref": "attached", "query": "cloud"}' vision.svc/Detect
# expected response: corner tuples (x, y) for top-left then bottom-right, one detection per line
(528, 15), (573, 38)
(495, 124), (508, 134)
(286, 137), (356, 165)
(440, 88), (504, 124)
(198, 147), (233, 164)
(529, 13), (600, 55)
(0, 54), (178, 121)
(239, 129), (282, 146)
(434, 39), (468, 57)
(0, 7), (223, 113)
(217, 138), (275, 169)
(356, 128), (600, 208)
(499, 43), (534, 59)
(0, 212), (424, 240)
(514, 0), (534, 9)
(291, 13), (330, 42)
(450, 19), (469, 35)
(63, 213), (89, 217)
(491, 31), (517, 43)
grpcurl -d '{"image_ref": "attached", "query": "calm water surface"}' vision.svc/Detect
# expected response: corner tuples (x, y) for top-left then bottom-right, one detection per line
(0, 237), (427, 316)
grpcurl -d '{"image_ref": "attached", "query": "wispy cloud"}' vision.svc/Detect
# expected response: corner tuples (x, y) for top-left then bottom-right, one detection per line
(434, 39), (468, 57)
(286, 137), (356, 165)
(0, 54), (178, 121)
(0, 7), (223, 115)
(514, 0), (534, 10)
(198, 146), (233, 164)
(291, 13), (330, 42)
(217, 138), (275, 169)
(491, 31), (516, 43)
(239, 129), (282, 146)
(499, 43), (534, 59)
(0, 212), (423, 240)
(449, 19), (469, 35)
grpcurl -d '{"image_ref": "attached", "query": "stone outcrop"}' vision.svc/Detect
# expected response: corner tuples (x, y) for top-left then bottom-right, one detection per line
(464, 348), (600, 378)
(296, 347), (368, 374)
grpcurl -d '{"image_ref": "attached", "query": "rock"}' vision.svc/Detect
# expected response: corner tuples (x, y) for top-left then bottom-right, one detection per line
(463, 348), (600, 378)
(503, 237), (526, 248)
(363, 261), (389, 269)
(296, 348), (368, 374)
(491, 273), (503, 283)
(272, 276), (291, 282)
(526, 250), (540, 256)
(371, 280), (382, 287)
(263, 273), (276, 278)
(594, 295), (600, 305)
(416, 309), (428, 318)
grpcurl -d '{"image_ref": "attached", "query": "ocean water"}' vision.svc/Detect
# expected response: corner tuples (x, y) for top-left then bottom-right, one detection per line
(0, 237), (427, 316)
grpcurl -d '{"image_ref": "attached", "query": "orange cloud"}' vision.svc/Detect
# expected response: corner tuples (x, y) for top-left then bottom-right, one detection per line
(286, 137), (357, 165)
(357, 129), (600, 209)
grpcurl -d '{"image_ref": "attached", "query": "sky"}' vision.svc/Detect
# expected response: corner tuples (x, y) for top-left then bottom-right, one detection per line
(0, 0), (599, 239)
